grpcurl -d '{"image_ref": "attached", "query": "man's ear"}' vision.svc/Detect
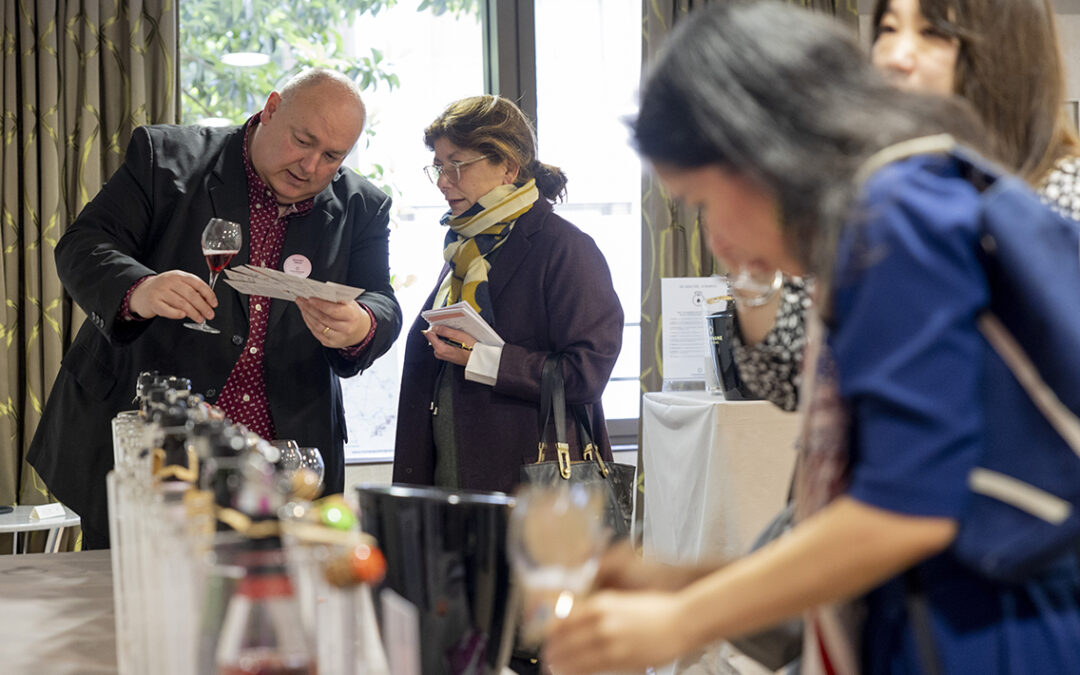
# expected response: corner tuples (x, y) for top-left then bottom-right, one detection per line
(261, 91), (283, 122)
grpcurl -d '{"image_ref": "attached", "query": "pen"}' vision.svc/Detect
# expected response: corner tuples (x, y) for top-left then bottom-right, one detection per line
(421, 329), (473, 351)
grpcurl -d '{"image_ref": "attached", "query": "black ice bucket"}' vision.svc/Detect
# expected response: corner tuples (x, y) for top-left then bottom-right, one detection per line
(355, 483), (517, 675)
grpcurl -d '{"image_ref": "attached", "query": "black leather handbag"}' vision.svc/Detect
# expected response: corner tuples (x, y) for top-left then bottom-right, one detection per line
(520, 354), (635, 539)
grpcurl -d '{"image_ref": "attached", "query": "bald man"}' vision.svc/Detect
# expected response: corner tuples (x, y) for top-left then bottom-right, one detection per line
(29, 69), (401, 548)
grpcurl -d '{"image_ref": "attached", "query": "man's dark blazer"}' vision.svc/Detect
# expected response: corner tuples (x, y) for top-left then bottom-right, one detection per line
(28, 124), (402, 544)
(392, 198), (623, 494)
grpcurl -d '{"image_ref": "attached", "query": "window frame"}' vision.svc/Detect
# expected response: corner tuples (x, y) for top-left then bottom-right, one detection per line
(484, 0), (641, 451)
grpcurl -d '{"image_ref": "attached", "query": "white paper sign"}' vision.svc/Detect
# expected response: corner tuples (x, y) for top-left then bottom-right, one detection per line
(660, 276), (730, 383)
(30, 503), (66, 520)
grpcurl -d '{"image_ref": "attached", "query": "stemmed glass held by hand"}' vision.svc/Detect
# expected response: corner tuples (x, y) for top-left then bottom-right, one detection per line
(508, 483), (610, 649)
(184, 218), (242, 334)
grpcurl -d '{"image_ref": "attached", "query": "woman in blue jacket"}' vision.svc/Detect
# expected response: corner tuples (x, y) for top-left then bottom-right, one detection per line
(544, 4), (1080, 674)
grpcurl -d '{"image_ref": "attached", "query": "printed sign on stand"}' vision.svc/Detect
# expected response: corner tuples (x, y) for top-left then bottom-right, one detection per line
(660, 276), (730, 388)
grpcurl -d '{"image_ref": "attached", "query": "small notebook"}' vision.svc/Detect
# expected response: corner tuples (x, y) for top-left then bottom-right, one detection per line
(421, 301), (504, 346)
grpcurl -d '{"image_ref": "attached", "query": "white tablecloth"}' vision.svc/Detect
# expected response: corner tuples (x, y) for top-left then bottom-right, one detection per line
(640, 391), (802, 674)
(0, 550), (116, 674)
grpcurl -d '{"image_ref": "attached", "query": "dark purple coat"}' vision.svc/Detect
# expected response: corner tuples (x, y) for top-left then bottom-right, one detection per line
(392, 198), (624, 494)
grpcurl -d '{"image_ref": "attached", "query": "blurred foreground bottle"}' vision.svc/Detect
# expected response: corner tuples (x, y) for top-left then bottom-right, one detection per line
(216, 445), (316, 675)
(215, 531), (316, 675)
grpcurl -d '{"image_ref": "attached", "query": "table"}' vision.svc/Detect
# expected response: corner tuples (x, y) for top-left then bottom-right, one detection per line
(0, 504), (81, 554)
(0, 548), (523, 675)
(0, 550), (116, 674)
(641, 391), (801, 562)
(640, 391), (802, 674)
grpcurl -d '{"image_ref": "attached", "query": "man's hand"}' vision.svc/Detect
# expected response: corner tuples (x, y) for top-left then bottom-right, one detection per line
(296, 297), (372, 348)
(129, 271), (217, 323)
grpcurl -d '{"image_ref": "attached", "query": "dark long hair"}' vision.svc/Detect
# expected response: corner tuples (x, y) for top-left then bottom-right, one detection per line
(872, 0), (1079, 184)
(634, 1), (980, 281)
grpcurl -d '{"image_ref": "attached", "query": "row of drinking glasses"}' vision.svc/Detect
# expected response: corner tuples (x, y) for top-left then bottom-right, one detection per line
(108, 402), (385, 675)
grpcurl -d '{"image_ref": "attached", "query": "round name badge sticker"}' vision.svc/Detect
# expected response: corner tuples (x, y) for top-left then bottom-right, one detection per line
(283, 254), (312, 278)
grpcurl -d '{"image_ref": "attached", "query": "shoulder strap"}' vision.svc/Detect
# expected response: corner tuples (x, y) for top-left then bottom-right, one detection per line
(854, 134), (957, 185)
(571, 403), (611, 477)
(977, 314), (1080, 456)
(572, 405), (595, 460)
(856, 135), (1080, 483)
(538, 355), (558, 442)
(854, 133), (1010, 195)
(537, 354), (571, 477)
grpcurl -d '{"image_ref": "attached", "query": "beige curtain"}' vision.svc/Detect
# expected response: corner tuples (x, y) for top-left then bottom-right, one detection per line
(636, 0), (858, 521)
(639, 0), (721, 398)
(0, 0), (179, 553)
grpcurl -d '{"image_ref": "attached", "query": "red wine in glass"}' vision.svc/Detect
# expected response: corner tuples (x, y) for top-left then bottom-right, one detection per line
(185, 218), (243, 334)
(205, 250), (239, 274)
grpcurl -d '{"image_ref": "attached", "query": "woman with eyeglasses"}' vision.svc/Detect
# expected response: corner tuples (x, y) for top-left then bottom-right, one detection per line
(542, 3), (1080, 674)
(392, 95), (623, 498)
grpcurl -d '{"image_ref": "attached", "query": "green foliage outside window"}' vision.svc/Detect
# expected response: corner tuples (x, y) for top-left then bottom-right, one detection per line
(417, 0), (480, 18)
(180, 0), (406, 125)
(181, 0), (481, 187)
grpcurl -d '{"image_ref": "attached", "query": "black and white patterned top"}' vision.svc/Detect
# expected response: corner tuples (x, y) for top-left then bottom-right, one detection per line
(1038, 155), (1080, 222)
(732, 156), (1080, 413)
(732, 276), (812, 412)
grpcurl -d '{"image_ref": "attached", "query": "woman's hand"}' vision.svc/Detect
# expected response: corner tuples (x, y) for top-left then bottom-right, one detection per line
(423, 325), (476, 366)
(296, 297), (372, 348)
(543, 589), (692, 675)
(549, 497), (957, 675)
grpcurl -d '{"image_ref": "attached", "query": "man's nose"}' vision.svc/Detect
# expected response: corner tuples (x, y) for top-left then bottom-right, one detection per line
(298, 151), (320, 175)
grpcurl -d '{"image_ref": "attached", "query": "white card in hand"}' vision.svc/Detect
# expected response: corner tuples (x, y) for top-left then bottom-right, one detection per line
(222, 264), (364, 302)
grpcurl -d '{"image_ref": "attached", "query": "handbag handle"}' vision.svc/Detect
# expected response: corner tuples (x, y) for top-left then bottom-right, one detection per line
(537, 354), (572, 478)
(571, 404), (610, 478)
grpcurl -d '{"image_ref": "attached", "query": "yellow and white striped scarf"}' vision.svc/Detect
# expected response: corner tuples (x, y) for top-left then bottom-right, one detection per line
(434, 179), (538, 321)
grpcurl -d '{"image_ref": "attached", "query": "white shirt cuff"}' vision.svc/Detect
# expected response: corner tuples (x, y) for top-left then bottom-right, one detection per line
(464, 343), (502, 386)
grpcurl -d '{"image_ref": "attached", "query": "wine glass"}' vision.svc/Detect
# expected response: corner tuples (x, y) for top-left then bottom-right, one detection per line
(508, 483), (609, 649)
(295, 448), (325, 491)
(267, 439), (301, 468)
(269, 441), (325, 498)
(184, 217), (242, 334)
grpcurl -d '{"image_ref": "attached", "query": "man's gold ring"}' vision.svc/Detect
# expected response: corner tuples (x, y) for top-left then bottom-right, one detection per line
(323, 325), (331, 335)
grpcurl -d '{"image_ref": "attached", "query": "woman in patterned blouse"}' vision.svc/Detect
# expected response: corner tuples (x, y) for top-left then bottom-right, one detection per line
(734, 0), (1080, 411)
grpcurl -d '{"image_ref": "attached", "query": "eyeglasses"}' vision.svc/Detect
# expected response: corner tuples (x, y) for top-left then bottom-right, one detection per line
(423, 155), (490, 184)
